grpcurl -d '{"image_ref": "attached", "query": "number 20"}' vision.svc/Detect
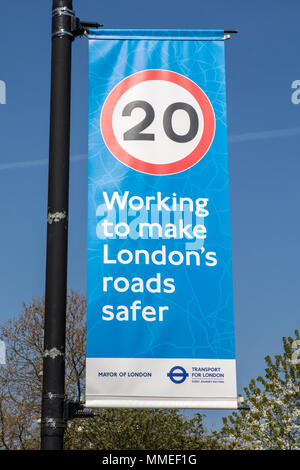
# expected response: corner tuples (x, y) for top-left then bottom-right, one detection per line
(122, 100), (199, 143)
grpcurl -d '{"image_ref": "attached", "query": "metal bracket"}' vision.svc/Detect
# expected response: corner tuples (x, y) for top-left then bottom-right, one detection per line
(42, 399), (95, 430)
(73, 21), (103, 38)
(51, 4), (103, 40)
(64, 399), (96, 421)
(52, 6), (103, 41)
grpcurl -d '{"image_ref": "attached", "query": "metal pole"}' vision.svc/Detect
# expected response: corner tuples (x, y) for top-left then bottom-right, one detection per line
(41, 0), (74, 450)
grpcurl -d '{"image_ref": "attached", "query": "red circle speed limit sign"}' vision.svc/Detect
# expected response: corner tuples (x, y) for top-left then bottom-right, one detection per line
(100, 70), (215, 175)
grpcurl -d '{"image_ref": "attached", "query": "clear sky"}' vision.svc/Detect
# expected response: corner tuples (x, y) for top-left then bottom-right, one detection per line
(0, 0), (299, 431)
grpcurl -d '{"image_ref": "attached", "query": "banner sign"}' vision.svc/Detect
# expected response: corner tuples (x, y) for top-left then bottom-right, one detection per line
(86, 29), (237, 409)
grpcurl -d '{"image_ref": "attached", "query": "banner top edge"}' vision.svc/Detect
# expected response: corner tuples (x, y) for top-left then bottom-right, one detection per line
(87, 28), (226, 41)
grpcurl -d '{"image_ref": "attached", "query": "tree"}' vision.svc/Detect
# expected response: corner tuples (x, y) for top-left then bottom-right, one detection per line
(0, 291), (86, 449)
(64, 410), (221, 450)
(0, 292), (220, 450)
(220, 331), (300, 450)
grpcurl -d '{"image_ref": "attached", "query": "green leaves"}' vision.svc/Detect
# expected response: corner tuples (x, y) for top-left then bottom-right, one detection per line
(64, 409), (221, 450)
(220, 331), (300, 450)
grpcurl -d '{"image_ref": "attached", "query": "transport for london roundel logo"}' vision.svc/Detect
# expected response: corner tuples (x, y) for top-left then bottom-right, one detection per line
(100, 70), (215, 175)
(167, 366), (189, 384)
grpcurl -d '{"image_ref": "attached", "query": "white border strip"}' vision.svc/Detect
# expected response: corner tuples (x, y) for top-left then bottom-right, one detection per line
(86, 396), (238, 409)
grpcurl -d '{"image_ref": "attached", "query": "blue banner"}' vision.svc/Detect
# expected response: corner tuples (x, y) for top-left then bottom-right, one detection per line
(86, 29), (237, 409)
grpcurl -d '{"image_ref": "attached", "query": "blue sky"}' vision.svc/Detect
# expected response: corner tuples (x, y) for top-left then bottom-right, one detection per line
(0, 0), (299, 430)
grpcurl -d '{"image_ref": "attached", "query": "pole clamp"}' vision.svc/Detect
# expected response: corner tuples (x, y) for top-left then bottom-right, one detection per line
(42, 417), (66, 429)
(52, 29), (74, 39)
(51, 6), (81, 41)
(52, 7), (75, 18)
(43, 392), (66, 400)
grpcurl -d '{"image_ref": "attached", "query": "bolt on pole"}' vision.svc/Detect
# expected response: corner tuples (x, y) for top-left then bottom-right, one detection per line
(41, 0), (74, 450)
